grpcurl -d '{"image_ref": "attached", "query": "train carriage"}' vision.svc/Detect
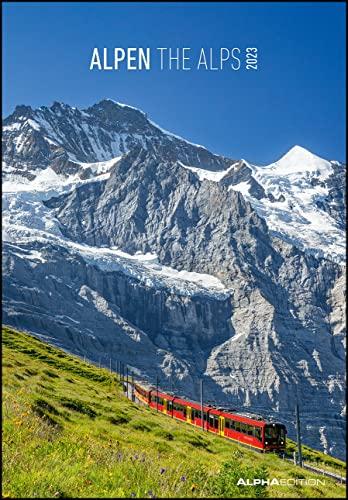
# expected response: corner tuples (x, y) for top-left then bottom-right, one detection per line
(132, 382), (286, 453)
(218, 410), (265, 450)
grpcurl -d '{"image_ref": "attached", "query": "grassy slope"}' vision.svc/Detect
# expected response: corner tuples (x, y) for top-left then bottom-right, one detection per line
(2, 326), (346, 499)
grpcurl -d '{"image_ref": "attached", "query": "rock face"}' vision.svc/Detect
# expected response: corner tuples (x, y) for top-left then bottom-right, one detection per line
(2, 100), (346, 459)
(2, 241), (233, 396)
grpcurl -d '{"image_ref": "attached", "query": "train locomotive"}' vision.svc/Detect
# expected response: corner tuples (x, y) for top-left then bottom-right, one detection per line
(133, 383), (286, 453)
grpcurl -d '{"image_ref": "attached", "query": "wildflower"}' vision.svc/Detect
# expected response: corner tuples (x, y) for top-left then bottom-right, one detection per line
(160, 468), (166, 475)
(180, 475), (187, 482)
(130, 494), (136, 498)
(190, 484), (197, 492)
(147, 491), (155, 498)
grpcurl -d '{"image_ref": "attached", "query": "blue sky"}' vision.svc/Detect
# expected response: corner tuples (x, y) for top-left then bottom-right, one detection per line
(2, 2), (346, 164)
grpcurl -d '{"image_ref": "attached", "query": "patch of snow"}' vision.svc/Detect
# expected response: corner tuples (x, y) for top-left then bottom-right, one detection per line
(312, 349), (323, 372)
(27, 119), (41, 131)
(228, 180), (251, 197)
(179, 161), (238, 181)
(319, 426), (328, 454)
(3, 122), (21, 131)
(75, 156), (122, 176)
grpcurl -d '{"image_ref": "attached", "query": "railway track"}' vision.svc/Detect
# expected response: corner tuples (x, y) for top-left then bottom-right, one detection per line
(301, 462), (346, 484)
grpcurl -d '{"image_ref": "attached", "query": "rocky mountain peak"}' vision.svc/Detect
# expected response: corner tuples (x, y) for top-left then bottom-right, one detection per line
(85, 99), (150, 130)
(2, 99), (234, 177)
(3, 104), (33, 125)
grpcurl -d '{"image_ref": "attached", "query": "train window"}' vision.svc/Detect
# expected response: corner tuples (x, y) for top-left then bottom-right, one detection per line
(209, 416), (218, 429)
(247, 425), (253, 436)
(254, 427), (262, 441)
(174, 403), (185, 414)
(234, 421), (241, 432)
(265, 425), (277, 439)
(225, 419), (230, 429)
(195, 410), (201, 419)
(279, 426), (286, 440)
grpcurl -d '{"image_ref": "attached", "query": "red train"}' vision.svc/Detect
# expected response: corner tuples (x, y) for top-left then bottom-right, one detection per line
(134, 383), (286, 452)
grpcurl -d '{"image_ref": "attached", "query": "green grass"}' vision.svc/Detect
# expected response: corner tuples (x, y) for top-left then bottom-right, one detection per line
(2, 326), (346, 498)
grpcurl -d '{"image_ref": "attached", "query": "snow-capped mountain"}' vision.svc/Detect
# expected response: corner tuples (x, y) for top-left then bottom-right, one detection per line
(2, 100), (346, 459)
(3, 100), (345, 263)
(182, 146), (346, 262)
(3, 99), (231, 183)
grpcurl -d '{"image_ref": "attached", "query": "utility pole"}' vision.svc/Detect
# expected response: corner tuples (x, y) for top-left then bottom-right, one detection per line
(126, 366), (129, 398)
(295, 400), (303, 467)
(200, 378), (204, 431)
(131, 372), (135, 402)
(156, 374), (159, 412)
(109, 357), (112, 373)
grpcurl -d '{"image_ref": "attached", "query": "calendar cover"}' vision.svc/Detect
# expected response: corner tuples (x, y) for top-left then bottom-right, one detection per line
(2, 1), (346, 498)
